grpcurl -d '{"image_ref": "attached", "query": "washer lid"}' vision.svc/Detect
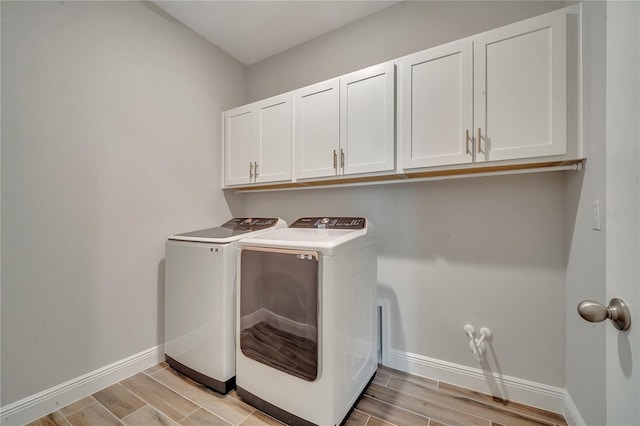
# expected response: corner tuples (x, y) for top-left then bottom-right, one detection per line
(169, 218), (284, 243)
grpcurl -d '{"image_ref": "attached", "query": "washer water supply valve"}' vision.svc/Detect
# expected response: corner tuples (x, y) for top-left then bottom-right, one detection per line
(463, 325), (492, 361)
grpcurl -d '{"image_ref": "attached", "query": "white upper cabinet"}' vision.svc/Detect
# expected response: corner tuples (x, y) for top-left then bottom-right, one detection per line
(399, 40), (473, 169)
(294, 62), (395, 181)
(293, 79), (340, 180)
(474, 11), (567, 162)
(399, 7), (571, 172)
(224, 105), (253, 186)
(254, 94), (293, 183)
(341, 62), (395, 175)
(224, 6), (579, 189)
(223, 93), (292, 187)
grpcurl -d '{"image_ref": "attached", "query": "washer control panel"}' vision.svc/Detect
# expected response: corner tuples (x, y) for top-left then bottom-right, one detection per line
(223, 217), (279, 230)
(290, 217), (366, 229)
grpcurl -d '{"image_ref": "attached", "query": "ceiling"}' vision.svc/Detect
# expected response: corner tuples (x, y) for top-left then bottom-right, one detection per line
(152, 1), (400, 66)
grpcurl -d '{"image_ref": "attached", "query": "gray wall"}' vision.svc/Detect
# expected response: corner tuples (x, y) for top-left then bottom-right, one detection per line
(238, 1), (570, 389)
(1, 1), (245, 405)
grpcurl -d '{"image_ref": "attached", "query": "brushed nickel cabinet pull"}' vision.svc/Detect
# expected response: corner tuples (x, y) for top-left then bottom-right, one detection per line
(254, 161), (259, 178)
(249, 162), (254, 179)
(477, 128), (483, 154)
(340, 148), (345, 169)
(466, 129), (471, 155)
(333, 150), (337, 170)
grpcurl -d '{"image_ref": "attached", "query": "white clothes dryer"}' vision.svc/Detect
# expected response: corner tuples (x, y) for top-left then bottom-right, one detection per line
(164, 217), (286, 394)
(236, 217), (377, 425)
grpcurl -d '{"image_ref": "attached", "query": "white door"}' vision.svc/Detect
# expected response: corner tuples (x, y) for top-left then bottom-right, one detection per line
(224, 106), (253, 186)
(340, 62), (395, 175)
(474, 10), (567, 162)
(604, 1), (640, 424)
(398, 39), (473, 169)
(294, 79), (340, 180)
(254, 93), (293, 184)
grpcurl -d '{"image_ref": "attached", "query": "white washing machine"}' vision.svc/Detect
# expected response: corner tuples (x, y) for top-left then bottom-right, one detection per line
(236, 217), (377, 425)
(164, 217), (286, 394)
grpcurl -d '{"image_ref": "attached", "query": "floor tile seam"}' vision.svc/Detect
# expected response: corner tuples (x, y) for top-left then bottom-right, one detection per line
(148, 364), (170, 374)
(257, 411), (286, 426)
(144, 369), (203, 407)
(361, 393), (431, 424)
(367, 387), (492, 426)
(236, 408), (259, 426)
(375, 377), (390, 386)
(515, 410), (568, 426)
(60, 400), (95, 420)
(116, 377), (196, 424)
(96, 382), (147, 416)
(373, 373), (391, 387)
(186, 405), (238, 426)
(356, 410), (372, 426)
(119, 404), (153, 424)
(492, 409), (562, 426)
(59, 397), (98, 419)
(434, 383), (566, 425)
(383, 382), (533, 425)
(473, 401), (565, 426)
(51, 410), (73, 426)
(429, 384), (561, 425)
(383, 371), (440, 391)
(462, 395), (564, 426)
(175, 405), (202, 424)
(364, 412), (396, 426)
(139, 371), (206, 417)
(88, 400), (126, 425)
(142, 371), (251, 426)
(120, 400), (199, 426)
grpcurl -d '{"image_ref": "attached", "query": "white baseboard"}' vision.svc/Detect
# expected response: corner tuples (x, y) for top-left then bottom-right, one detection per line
(0, 345), (164, 425)
(563, 392), (586, 426)
(385, 348), (567, 415)
(1, 342), (585, 425)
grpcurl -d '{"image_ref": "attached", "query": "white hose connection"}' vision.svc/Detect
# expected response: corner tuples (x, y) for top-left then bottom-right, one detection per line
(464, 325), (492, 361)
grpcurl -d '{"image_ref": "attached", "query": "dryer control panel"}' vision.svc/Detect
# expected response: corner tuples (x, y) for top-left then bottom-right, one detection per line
(290, 217), (366, 229)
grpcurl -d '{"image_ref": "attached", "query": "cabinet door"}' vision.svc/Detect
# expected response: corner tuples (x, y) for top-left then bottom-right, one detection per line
(224, 105), (253, 186)
(340, 62), (395, 175)
(399, 40), (473, 169)
(254, 93), (293, 184)
(294, 79), (340, 180)
(474, 11), (567, 162)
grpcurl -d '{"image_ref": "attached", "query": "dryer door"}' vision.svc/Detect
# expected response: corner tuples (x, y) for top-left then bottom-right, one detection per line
(240, 247), (319, 381)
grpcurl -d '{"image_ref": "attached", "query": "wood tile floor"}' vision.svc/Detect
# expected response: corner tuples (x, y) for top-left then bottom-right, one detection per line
(29, 363), (567, 426)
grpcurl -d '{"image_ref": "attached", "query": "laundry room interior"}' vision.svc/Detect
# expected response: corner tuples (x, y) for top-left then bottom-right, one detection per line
(2, 1), (639, 426)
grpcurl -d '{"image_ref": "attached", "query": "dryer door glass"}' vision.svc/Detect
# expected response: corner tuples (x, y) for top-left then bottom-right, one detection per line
(240, 247), (319, 381)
